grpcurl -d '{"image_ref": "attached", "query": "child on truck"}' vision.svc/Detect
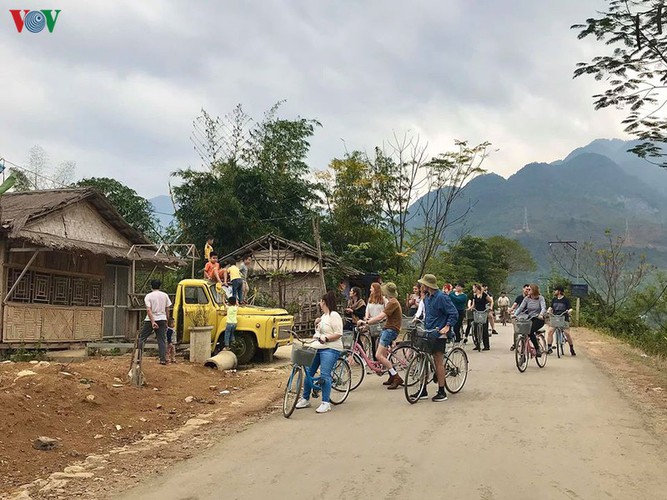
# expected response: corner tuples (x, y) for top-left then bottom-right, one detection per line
(224, 297), (238, 350)
(204, 252), (227, 284)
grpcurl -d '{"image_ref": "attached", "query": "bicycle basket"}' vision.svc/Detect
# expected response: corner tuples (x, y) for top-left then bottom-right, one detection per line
(341, 331), (355, 350)
(549, 315), (568, 328)
(291, 343), (317, 367)
(368, 323), (381, 338)
(401, 316), (415, 331)
(513, 320), (531, 336)
(473, 310), (488, 324)
(411, 328), (438, 354)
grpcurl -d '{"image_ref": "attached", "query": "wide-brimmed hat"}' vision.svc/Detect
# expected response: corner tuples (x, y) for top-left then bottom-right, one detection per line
(381, 282), (398, 298)
(418, 274), (439, 290)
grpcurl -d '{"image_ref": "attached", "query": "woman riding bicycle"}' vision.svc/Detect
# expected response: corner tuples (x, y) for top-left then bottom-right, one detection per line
(296, 291), (344, 414)
(547, 285), (576, 356)
(513, 283), (547, 357)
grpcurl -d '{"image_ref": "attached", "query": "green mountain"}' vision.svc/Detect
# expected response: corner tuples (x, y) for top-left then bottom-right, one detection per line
(411, 141), (667, 276)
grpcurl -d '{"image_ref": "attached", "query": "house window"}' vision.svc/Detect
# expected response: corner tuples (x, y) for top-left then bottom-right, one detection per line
(5, 269), (103, 306)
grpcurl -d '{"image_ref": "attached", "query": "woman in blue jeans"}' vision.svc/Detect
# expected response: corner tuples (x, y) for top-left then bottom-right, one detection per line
(296, 291), (344, 414)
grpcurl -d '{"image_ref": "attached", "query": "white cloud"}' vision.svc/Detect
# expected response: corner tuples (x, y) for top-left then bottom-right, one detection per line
(0, 0), (627, 198)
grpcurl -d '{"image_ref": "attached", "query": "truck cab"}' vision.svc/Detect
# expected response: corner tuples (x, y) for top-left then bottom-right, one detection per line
(173, 279), (294, 364)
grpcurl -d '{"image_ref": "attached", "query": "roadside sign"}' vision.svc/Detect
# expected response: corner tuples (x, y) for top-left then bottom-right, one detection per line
(570, 284), (588, 298)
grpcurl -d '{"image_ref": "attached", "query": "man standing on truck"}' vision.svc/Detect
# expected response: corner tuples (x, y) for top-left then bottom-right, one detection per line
(140, 280), (172, 365)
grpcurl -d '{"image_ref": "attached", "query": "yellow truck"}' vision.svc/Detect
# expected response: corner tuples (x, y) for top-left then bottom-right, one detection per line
(173, 279), (294, 364)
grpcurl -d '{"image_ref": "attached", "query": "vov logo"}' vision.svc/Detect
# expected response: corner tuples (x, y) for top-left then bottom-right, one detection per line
(9, 10), (61, 33)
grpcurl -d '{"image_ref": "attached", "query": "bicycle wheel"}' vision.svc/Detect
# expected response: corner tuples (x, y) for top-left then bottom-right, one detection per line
(283, 365), (304, 418)
(515, 336), (528, 373)
(536, 335), (548, 368)
(359, 333), (374, 359)
(348, 351), (365, 391)
(404, 354), (427, 404)
(330, 358), (352, 405)
(475, 324), (483, 349)
(444, 347), (468, 394)
(556, 329), (562, 359)
(389, 345), (416, 380)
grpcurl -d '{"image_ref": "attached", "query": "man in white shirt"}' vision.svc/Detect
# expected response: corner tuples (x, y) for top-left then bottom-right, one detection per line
(140, 279), (172, 365)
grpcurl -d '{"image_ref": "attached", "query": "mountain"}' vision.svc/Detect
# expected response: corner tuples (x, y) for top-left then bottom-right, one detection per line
(410, 143), (667, 275)
(564, 138), (667, 194)
(150, 195), (175, 229)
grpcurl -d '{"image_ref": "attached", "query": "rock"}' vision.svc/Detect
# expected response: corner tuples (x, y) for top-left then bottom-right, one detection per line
(33, 436), (59, 451)
(15, 370), (37, 379)
(1, 360), (14, 365)
(35, 361), (50, 368)
(63, 465), (87, 474)
(114, 377), (123, 383)
(39, 480), (69, 494)
(93, 434), (103, 440)
(168, 408), (177, 414)
(8, 490), (31, 500)
(112, 384), (123, 388)
(139, 417), (147, 422)
(85, 395), (96, 402)
(209, 385), (217, 390)
(184, 418), (211, 427)
(115, 425), (122, 431)
(59, 371), (74, 378)
(29, 360), (39, 364)
(50, 472), (94, 480)
(84, 455), (108, 465)
(219, 390), (230, 395)
(153, 387), (159, 391)
(184, 396), (194, 403)
(156, 404), (162, 409)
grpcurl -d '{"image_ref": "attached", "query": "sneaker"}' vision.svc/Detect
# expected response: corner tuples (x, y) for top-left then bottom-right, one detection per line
(295, 398), (310, 409)
(547, 346), (553, 355)
(492, 330), (499, 335)
(432, 392), (448, 402)
(473, 346), (481, 351)
(315, 402), (332, 413)
(570, 346), (577, 356)
(411, 389), (428, 400)
(482, 347), (490, 351)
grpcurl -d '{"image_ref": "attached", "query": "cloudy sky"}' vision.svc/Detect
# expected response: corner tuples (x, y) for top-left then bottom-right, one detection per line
(0, 0), (626, 199)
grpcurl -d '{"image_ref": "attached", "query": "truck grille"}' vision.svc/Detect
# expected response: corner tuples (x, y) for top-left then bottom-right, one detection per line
(277, 323), (292, 340)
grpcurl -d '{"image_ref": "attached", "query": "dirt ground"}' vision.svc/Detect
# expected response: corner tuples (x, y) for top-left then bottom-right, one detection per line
(0, 352), (289, 498)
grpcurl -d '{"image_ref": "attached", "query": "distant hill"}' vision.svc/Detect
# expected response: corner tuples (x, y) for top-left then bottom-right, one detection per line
(410, 142), (667, 276)
(150, 195), (175, 229)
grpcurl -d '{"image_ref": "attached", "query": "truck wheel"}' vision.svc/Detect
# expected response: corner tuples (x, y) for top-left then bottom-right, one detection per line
(233, 332), (257, 365)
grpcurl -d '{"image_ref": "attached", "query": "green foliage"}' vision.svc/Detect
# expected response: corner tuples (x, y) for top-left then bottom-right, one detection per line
(173, 103), (319, 258)
(75, 177), (159, 239)
(573, 0), (667, 168)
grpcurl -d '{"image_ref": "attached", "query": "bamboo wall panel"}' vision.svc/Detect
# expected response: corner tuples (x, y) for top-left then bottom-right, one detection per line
(74, 310), (103, 340)
(41, 308), (74, 340)
(2, 305), (102, 342)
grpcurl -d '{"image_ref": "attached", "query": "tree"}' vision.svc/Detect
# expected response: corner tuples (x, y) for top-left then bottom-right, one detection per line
(486, 236), (537, 276)
(173, 103), (321, 256)
(552, 230), (653, 314)
(573, 1), (667, 167)
(75, 177), (159, 239)
(412, 140), (489, 276)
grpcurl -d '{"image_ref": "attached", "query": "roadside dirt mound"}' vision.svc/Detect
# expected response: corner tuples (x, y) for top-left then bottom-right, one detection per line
(0, 355), (286, 495)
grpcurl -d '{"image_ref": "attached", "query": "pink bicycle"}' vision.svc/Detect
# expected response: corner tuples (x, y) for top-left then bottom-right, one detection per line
(343, 328), (415, 391)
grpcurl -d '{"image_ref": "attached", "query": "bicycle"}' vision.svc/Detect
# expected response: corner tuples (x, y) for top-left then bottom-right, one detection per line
(343, 328), (415, 391)
(283, 333), (352, 418)
(513, 318), (548, 373)
(403, 327), (469, 404)
(548, 313), (569, 358)
(499, 306), (510, 326)
(471, 308), (489, 350)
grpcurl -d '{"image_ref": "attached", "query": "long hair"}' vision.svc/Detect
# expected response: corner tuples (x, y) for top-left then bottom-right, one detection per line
(368, 282), (383, 304)
(529, 283), (540, 298)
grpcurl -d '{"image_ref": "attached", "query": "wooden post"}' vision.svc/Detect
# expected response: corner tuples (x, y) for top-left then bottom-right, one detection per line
(575, 297), (580, 327)
(3, 250), (39, 304)
(312, 216), (326, 295)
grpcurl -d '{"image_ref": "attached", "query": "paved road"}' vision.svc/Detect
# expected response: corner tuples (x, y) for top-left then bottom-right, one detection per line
(117, 324), (667, 500)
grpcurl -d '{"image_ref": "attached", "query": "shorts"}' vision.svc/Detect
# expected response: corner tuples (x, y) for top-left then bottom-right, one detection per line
(379, 328), (399, 347)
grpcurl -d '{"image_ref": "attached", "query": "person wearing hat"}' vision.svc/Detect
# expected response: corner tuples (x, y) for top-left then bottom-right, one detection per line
(357, 282), (404, 389)
(415, 274), (459, 402)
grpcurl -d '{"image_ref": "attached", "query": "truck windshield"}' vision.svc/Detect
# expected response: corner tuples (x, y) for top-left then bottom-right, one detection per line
(209, 285), (225, 306)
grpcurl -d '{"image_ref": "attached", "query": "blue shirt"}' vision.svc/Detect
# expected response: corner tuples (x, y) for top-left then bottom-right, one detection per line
(424, 290), (459, 332)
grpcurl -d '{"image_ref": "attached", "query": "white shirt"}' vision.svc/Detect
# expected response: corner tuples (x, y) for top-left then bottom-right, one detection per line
(414, 299), (425, 321)
(313, 311), (344, 351)
(144, 290), (172, 322)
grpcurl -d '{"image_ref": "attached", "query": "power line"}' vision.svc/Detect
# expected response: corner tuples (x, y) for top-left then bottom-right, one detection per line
(0, 155), (68, 188)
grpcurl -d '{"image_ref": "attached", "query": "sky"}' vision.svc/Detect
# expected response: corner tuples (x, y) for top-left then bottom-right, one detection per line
(0, 0), (627, 200)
